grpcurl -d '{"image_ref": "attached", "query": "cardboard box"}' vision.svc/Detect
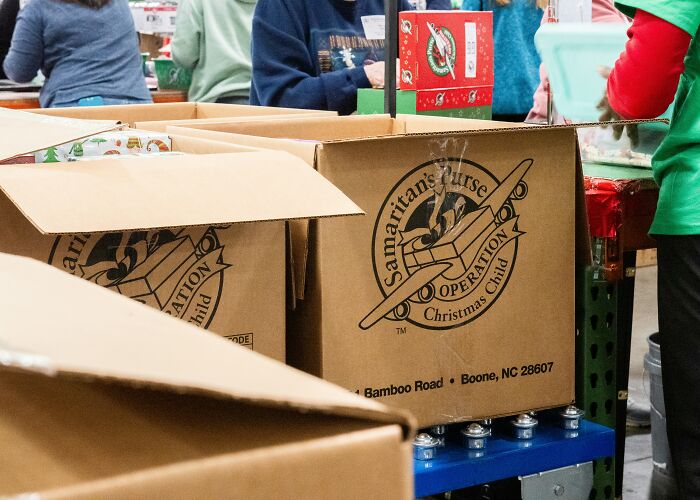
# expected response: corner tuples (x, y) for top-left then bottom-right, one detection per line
(0, 109), (363, 362)
(399, 11), (493, 91)
(0, 252), (414, 499)
(166, 115), (591, 426)
(358, 87), (492, 119)
(30, 102), (336, 132)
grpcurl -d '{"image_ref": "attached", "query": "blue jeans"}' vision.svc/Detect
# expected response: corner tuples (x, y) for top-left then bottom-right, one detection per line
(52, 96), (153, 107)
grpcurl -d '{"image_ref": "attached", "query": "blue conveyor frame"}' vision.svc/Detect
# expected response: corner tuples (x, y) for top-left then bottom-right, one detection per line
(414, 419), (615, 497)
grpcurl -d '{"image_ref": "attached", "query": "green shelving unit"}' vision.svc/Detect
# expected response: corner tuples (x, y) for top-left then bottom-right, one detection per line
(577, 262), (618, 500)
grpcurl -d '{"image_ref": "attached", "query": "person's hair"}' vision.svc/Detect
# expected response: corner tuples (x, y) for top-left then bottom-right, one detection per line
(494, 0), (549, 8)
(60, 0), (111, 8)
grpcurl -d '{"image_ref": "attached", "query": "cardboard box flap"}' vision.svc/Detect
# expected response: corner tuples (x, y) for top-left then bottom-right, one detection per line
(0, 252), (414, 436)
(0, 108), (119, 162)
(168, 114), (660, 145)
(172, 114), (395, 140)
(30, 102), (337, 128)
(323, 118), (664, 144)
(167, 125), (320, 166)
(0, 151), (364, 234)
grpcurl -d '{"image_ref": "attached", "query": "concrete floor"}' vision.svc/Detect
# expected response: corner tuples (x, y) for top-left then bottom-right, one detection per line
(624, 265), (673, 500)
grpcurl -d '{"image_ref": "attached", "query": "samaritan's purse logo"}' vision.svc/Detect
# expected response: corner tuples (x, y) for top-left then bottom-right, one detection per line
(360, 158), (532, 331)
(49, 227), (230, 329)
(426, 24), (457, 78)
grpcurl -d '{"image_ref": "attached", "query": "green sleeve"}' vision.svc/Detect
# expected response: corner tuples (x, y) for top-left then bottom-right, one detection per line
(171, 0), (202, 69)
(615, 0), (700, 36)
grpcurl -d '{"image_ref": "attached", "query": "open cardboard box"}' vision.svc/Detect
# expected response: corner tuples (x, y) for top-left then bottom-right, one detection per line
(0, 252), (414, 499)
(0, 109), (363, 363)
(28, 101), (336, 132)
(166, 114), (592, 426)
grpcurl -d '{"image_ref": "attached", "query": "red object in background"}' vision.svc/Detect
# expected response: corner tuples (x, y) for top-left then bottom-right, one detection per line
(607, 9), (690, 120)
(399, 11), (493, 91)
(160, 36), (172, 58)
(414, 85), (492, 111)
(584, 174), (658, 281)
(584, 176), (658, 242)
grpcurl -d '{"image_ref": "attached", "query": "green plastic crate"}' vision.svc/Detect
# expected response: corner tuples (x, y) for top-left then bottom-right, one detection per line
(154, 59), (192, 91)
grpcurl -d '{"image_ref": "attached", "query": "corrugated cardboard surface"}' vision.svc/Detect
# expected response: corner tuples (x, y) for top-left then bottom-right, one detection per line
(29, 101), (335, 128)
(136, 112), (335, 133)
(0, 253), (413, 499)
(0, 111), (362, 361)
(0, 197), (286, 359)
(167, 116), (582, 425)
(312, 130), (576, 425)
(166, 115), (401, 300)
(0, 151), (362, 234)
(0, 151), (361, 361)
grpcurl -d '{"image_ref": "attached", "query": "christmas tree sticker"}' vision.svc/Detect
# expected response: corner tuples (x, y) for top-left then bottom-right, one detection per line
(43, 147), (60, 163)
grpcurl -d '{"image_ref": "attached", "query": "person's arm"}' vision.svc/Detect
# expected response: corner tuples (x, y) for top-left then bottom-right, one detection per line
(251, 0), (371, 114)
(426, 0), (452, 9)
(592, 0), (628, 23)
(171, 0), (201, 70)
(2, 2), (42, 83)
(0, 0), (20, 79)
(526, 65), (550, 124)
(607, 9), (691, 119)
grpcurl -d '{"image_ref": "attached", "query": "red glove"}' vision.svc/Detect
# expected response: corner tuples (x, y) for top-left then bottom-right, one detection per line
(607, 9), (691, 120)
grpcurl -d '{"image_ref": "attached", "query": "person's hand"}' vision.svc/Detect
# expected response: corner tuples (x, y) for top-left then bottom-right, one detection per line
(597, 66), (639, 146)
(364, 59), (401, 89)
(364, 61), (385, 88)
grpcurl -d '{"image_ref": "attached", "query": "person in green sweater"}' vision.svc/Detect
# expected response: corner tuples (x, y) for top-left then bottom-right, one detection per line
(171, 0), (256, 104)
(606, 1), (700, 496)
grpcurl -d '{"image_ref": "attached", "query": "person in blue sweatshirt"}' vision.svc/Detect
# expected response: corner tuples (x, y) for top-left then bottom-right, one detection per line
(250, 0), (451, 115)
(0, 0), (19, 80)
(461, 0), (545, 121)
(3, 0), (151, 108)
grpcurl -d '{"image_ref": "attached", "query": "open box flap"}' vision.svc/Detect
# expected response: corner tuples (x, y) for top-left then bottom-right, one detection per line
(28, 102), (201, 126)
(323, 117), (665, 144)
(166, 113), (661, 144)
(0, 108), (120, 162)
(167, 124), (320, 166)
(0, 252), (414, 437)
(0, 151), (364, 234)
(136, 112), (334, 133)
(30, 102), (337, 128)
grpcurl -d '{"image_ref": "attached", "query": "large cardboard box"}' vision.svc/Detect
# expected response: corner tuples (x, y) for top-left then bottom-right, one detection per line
(30, 101), (335, 132)
(0, 252), (413, 499)
(167, 115), (590, 426)
(0, 109), (362, 362)
(399, 11), (493, 91)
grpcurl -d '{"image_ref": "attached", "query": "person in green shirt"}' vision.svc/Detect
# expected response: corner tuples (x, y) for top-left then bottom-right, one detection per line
(171, 0), (257, 104)
(607, 1), (700, 497)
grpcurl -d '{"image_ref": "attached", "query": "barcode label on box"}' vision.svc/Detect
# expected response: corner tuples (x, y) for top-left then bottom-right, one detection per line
(224, 333), (254, 350)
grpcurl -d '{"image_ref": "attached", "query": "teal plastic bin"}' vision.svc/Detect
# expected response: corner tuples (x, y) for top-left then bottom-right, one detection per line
(535, 23), (672, 126)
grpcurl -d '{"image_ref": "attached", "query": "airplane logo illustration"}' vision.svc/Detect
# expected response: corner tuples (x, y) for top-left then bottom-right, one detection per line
(360, 159), (532, 330)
